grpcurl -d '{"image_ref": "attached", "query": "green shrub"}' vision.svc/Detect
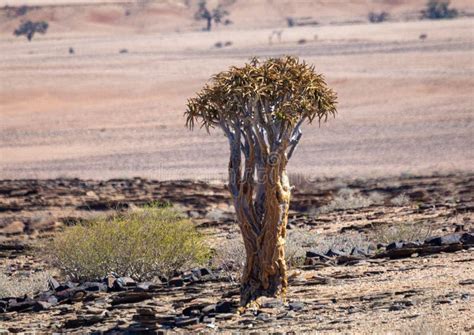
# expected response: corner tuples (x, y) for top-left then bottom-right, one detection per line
(48, 205), (210, 281)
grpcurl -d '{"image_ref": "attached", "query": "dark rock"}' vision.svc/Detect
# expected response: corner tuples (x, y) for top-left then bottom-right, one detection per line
(82, 282), (107, 292)
(182, 302), (209, 316)
(215, 300), (233, 313)
(155, 314), (175, 326)
(386, 242), (404, 250)
(55, 281), (78, 292)
(326, 248), (344, 257)
(350, 247), (368, 257)
(389, 303), (406, 311)
(376, 243), (387, 250)
(402, 241), (423, 248)
(306, 250), (329, 260)
(169, 277), (184, 287)
(214, 313), (234, 320)
(55, 287), (87, 302)
(461, 233), (474, 245)
(256, 312), (272, 322)
(174, 316), (199, 327)
(182, 273), (199, 283)
(116, 277), (136, 289)
(288, 301), (304, 311)
(0, 300), (8, 312)
(260, 297), (283, 308)
(47, 277), (60, 291)
(459, 279), (474, 285)
(201, 304), (217, 315)
(64, 315), (104, 329)
(7, 299), (36, 313)
(425, 234), (462, 246)
(192, 267), (213, 278)
(110, 291), (152, 305)
(136, 282), (152, 291)
(33, 300), (53, 311)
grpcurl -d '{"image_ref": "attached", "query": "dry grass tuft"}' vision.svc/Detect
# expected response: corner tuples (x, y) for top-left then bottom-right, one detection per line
(390, 193), (411, 206)
(372, 222), (432, 244)
(0, 271), (52, 298)
(319, 188), (385, 213)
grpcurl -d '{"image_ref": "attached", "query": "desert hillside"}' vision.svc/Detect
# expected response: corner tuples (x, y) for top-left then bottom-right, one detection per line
(1, 0), (473, 179)
(1, 0), (474, 35)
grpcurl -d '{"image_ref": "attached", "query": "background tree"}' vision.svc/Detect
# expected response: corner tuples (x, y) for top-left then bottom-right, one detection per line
(422, 0), (458, 19)
(185, 56), (337, 305)
(14, 20), (48, 41)
(194, 0), (229, 31)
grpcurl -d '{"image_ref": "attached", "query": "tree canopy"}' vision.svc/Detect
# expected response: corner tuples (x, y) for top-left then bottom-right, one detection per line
(185, 56), (337, 132)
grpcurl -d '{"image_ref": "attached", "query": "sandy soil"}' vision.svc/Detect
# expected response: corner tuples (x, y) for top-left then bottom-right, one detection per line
(0, 1), (473, 180)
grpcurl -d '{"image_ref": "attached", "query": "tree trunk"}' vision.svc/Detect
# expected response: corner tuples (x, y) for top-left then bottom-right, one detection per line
(237, 169), (291, 306)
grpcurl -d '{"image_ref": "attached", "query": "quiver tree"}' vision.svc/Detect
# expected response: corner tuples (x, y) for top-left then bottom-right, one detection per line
(194, 0), (229, 31)
(185, 56), (337, 305)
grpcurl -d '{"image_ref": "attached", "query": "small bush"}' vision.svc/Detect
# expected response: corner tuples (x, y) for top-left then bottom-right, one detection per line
(211, 234), (245, 282)
(390, 193), (411, 206)
(368, 11), (389, 23)
(319, 188), (384, 213)
(47, 205), (210, 281)
(14, 20), (48, 41)
(422, 0), (458, 19)
(0, 271), (51, 298)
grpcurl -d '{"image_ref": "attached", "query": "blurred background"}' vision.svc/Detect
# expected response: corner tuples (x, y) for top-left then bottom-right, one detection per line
(1, 0), (473, 180)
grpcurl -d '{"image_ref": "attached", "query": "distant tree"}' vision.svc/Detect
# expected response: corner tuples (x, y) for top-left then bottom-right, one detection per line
(368, 11), (389, 23)
(14, 20), (48, 41)
(194, 0), (229, 31)
(422, 0), (458, 19)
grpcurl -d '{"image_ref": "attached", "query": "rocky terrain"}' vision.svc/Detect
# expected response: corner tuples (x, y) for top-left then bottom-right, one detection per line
(0, 173), (473, 333)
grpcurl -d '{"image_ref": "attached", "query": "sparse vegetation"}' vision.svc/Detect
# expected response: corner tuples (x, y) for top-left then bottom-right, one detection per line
(0, 271), (51, 299)
(390, 193), (411, 206)
(422, 0), (458, 19)
(368, 11), (389, 23)
(194, 0), (229, 31)
(47, 205), (210, 281)
(212, 230), (370, 280)
(319, 188), (385, 213)
(14, 20), (48, 41)
(372, 222), (432, 244)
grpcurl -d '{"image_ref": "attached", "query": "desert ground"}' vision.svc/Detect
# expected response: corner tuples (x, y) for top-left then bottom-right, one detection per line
(0, 0), (473, 334)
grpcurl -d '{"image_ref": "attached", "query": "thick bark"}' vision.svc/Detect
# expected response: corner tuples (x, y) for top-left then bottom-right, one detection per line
(222, 101), (302, 306)
(237, 169), (291, 306)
